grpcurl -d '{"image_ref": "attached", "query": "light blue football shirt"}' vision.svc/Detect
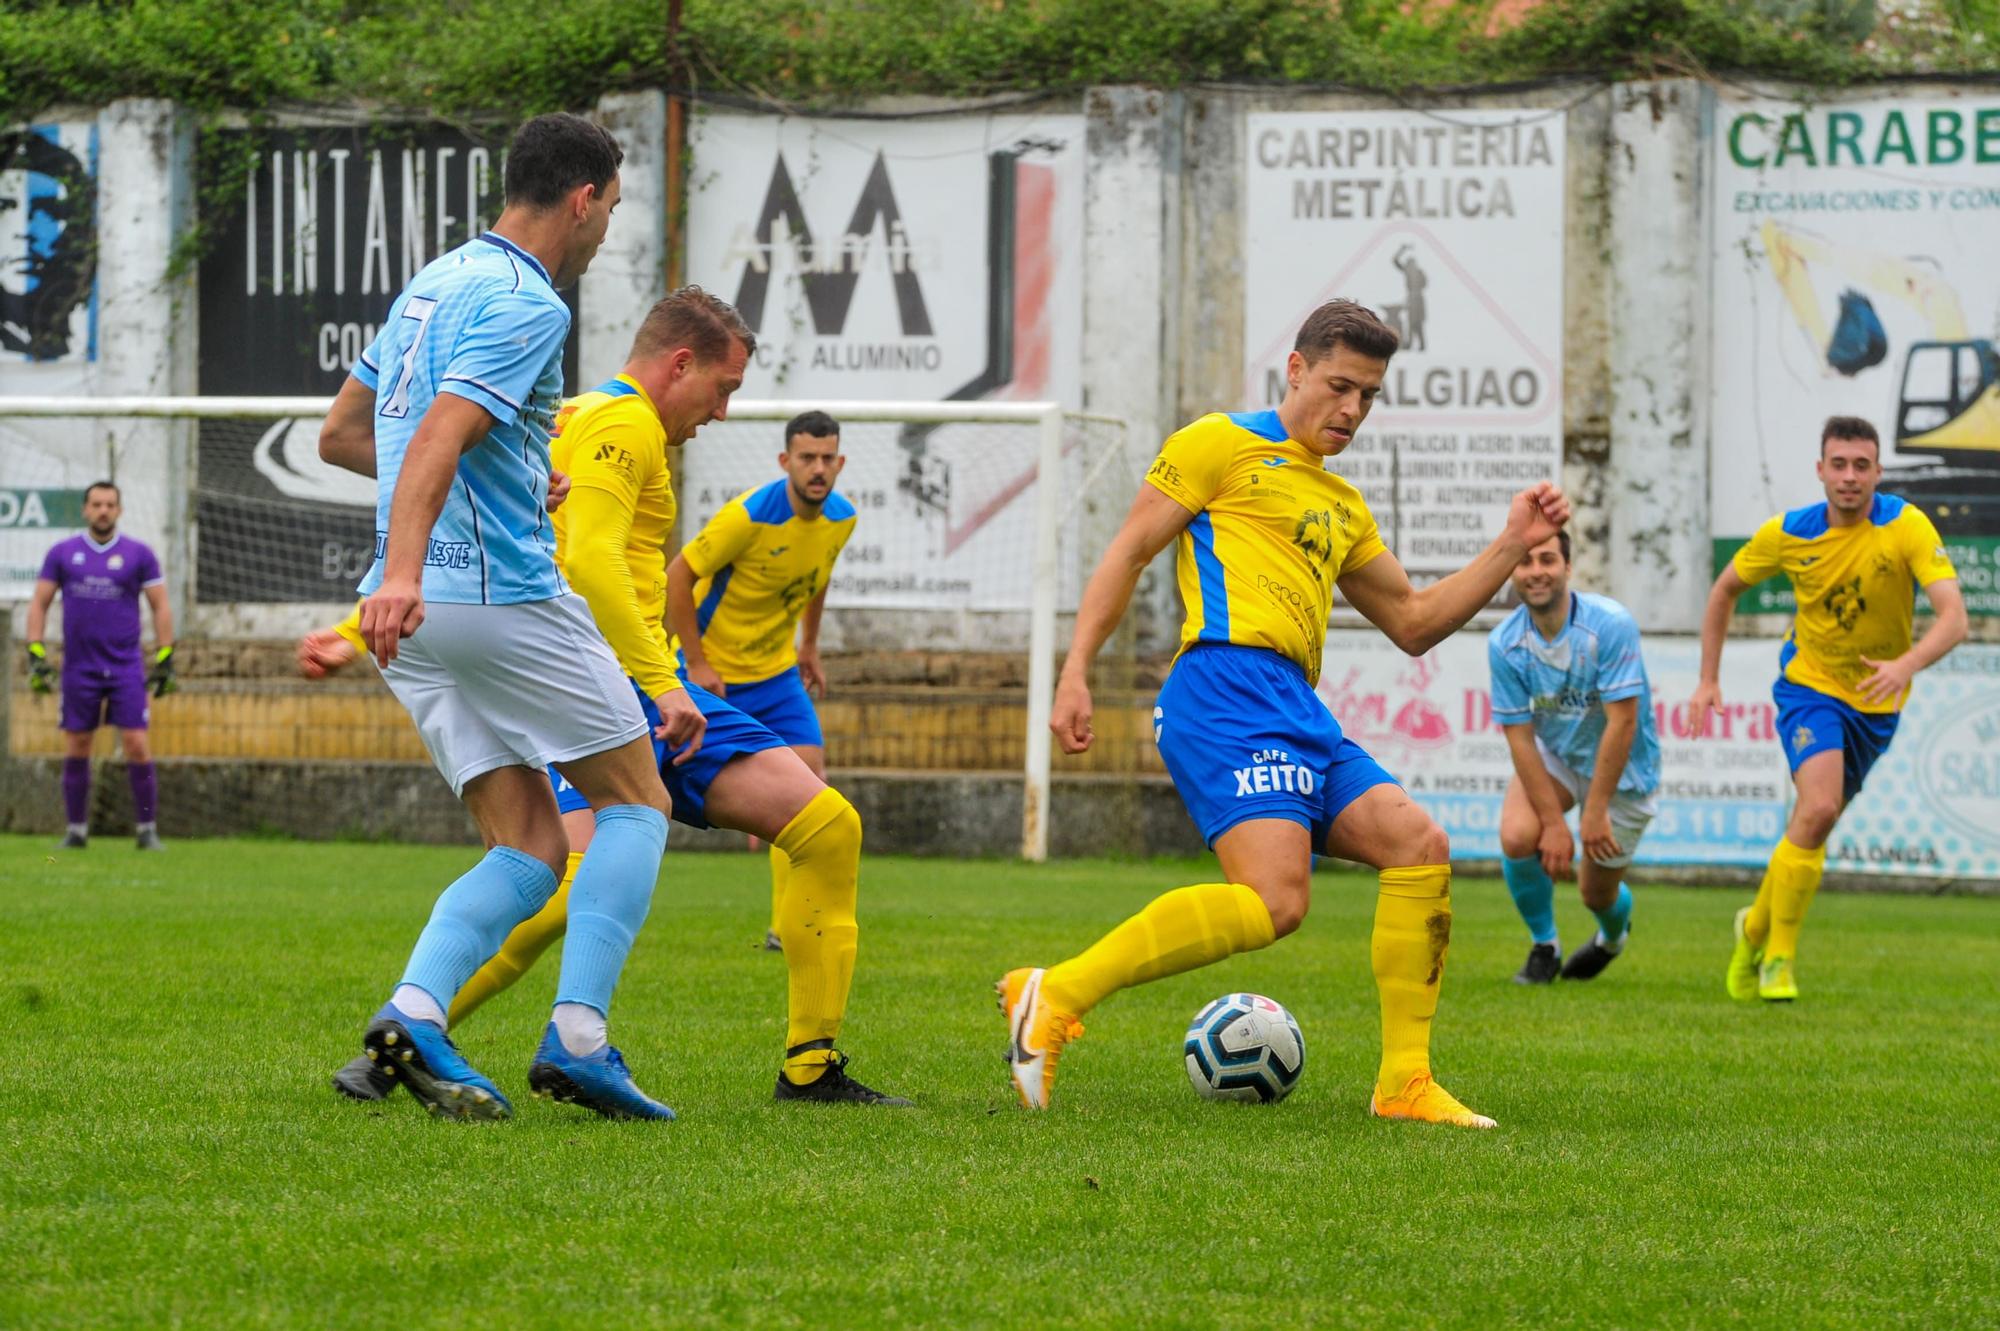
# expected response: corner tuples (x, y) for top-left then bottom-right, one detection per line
(353, 232), (569, 605)
(1487, 591), (1660, 797)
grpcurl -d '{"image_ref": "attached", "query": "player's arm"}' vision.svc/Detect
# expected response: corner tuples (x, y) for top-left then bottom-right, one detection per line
(1052, 484), (1194, 754)
(564, 484), (681, 697)
(1859, 577), (1967, 705)
(797, 583), (831, 697)
(1338, 482), (1570, 656)
(667, 500), (757, 696)
(298, 603), (364, 679)
(142, 581), (177, 697)
(363, 392), (497, 664)
(1691, 563), (1752, 731)
(1579, 697), (1639, 865)
(23, 577), (57, 692)
(1502, 723), (1574, 879)
(318, 374), (378, 478)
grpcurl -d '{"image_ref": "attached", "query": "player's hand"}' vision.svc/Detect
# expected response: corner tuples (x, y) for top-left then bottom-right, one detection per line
(1688, 679), (1723, 737)
(653, 687), (706, 765)
(797, 647), (826, 698)
(546, 468), (571, 513)
(360, 579), (424, 667)
(296, 627), (360, 679)
(1505, 481), (1571, 550)
(1050, 675), (1095, 754)
(1538, 819), (1575, 881)
(1580, 807), (1622, 867)
(686, 660), (726, 697)
(1857, 653), (1916, 706)
(147, 646), (178, 698)
(25, 642), (54, 694)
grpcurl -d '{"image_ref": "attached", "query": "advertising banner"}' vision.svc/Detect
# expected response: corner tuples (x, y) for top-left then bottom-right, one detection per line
(1, 121), (101, 600)
(193, 126), (580, 603)
(1242, 109), (1565, 588)
(1316, 629), (2000, 878)
(1711, 92), (2000, 616)
(683, 111), (1086, 609)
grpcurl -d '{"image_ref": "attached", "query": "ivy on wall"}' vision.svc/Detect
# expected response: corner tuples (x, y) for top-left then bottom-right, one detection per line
(1, 0), (1994, 126)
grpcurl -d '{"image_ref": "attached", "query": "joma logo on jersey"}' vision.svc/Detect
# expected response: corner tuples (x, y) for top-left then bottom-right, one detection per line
(1233, 748), (1317, 797)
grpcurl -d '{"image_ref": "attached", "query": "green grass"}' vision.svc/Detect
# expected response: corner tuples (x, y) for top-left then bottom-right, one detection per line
(2, 835), (1996, 1329)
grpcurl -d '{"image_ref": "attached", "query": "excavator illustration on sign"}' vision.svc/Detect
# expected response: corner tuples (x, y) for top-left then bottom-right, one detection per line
(1760, 220), (2000, 535)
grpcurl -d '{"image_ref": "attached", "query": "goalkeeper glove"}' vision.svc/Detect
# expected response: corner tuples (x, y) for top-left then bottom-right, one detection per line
(148, 645), (178, 698)
(26, 642), (54, 694)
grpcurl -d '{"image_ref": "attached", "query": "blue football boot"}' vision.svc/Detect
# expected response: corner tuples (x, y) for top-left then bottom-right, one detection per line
(527, 1024), (676, 1121)
(362, 1003), (512, 1121)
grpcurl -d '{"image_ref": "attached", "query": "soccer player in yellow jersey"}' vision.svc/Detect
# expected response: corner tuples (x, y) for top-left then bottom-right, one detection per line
(666, 410), (854, 951)
(323, 288), (907, 1108)
(1002, 299), (1571, 1127)
(1694, 416), (1966, 1002)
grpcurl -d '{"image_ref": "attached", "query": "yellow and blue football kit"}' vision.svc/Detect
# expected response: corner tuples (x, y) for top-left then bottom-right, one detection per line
(678, 478), (857, 748)
(1146, 410), (1396, 847)
(1732, 492), (1956, 797)
(1729, 491), (1957, 998)
(1009, 409), (1481, 1127)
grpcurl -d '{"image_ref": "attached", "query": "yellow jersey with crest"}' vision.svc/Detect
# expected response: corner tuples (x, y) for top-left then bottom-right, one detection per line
(677, 478), (858, 684)
(1145, 410), (1387, 684)
(547, 374), (681, 699)
(1731, 492), (1957, 714)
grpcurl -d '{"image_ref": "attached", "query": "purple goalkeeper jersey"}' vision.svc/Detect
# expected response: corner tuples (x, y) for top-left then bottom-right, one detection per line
(39, 533), (163, 673)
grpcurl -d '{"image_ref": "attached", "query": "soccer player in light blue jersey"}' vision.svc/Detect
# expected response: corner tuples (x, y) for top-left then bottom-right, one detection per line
(316, 113), (706, 1122)
(1488, 530), (1660, 984)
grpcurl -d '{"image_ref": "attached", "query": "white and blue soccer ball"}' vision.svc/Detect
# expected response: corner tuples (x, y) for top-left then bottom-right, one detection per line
(1183, 992), (1305, 1103)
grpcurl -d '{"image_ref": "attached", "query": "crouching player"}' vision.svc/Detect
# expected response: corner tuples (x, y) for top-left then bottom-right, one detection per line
(1489, 530), (1660, 984)
(1005, 298), (1570, 1128)
(323, 289), (906, 1108)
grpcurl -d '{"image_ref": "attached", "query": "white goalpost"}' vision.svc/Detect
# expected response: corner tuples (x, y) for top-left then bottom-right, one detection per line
(4, 395), (1128, 861)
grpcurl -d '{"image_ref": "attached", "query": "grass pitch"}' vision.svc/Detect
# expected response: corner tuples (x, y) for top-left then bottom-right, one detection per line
(3, 834), (1997, 1329)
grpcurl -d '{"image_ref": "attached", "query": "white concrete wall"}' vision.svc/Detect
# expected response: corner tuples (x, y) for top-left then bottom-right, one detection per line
(579, 90), (669, 377)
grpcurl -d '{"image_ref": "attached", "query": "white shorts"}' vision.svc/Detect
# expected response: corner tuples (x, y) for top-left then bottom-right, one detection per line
(380, 595), (649, 796)
(1535, 740), (1658, 870)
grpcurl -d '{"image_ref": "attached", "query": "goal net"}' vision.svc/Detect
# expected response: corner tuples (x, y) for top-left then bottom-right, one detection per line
(3, 396), (1136, 858)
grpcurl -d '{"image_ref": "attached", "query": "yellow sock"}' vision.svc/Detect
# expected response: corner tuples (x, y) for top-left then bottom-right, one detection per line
(1744, 847), (1783, 949)
(768, 842), (790, 936)
(1040, 883), (1276, 1019)
(1372, 865), (1451, 1097)
(448, 851), (578, 1027)
(773, 789), (862, 1085)
(1764, 837), (1826, 960)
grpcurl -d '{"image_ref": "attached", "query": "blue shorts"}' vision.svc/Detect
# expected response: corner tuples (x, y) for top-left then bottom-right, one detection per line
(1155, 644), (1398, 849)
(722, 666), (824, 749)
(550, 677), (788, 830)
(1773, 678), (1898, 803)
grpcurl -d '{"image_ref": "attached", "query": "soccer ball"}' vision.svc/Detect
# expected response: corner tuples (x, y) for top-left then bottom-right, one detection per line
(1183, 993), (1305, 1103)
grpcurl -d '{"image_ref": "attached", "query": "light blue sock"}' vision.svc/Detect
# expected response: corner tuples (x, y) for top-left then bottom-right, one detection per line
(399, 846), (559, 1012)
(554, 804), (669, 1015)
(1501, 854), (1559, 945)
(1591, 882), (1634, 951)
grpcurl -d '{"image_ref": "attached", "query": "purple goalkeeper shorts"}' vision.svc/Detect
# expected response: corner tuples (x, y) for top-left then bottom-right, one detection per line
(61, 667), (151, 732)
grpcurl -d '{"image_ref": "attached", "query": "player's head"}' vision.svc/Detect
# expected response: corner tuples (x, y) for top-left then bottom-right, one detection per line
(629, 286), (757, 445)
(504, 113), (624, 286)
(1816, 415), (1881, 517)
(1510, 529), (1571, 613)
(1281, 300), (1398, 457)
(780, 410), (844, 511)
(82, 480), (120, 538)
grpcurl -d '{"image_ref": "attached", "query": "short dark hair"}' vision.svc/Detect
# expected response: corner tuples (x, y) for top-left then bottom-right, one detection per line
(504, 113), (623, 210)
(1555, 528), (1571, 563)
(630, 286), (757, 364)
(1821, 415), (1880, 456)
(1294, 299), (1399, 365)
(785, 411), (841, 448)
(83, 480), (119, 503)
